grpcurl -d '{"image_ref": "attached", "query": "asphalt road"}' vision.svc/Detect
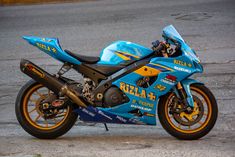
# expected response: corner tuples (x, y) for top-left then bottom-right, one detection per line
(0, 0), (235, 156)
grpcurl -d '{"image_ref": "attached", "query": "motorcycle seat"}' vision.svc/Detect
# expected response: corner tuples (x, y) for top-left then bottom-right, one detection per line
(64, 49), (100, 64)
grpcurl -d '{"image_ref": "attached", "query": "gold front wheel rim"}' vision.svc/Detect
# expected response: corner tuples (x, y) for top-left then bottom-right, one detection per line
(165, 86), (212, 134)
(22, 84), (70, 130)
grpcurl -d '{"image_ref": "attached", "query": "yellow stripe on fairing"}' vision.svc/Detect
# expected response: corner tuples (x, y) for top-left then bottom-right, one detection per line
(116, 51), (140, 59)
(134, 66), (161, 76)
(115, 52), (131, 60)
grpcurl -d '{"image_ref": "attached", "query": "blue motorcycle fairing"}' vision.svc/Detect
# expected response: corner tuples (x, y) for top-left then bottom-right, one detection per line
(22, 25), (204, 126)
(74, 106), (142, 124)
(99, 25), (204, 125)
(22, 36), (81, 65)
(107, 57), (196, 125)
(74, 78), (204, 125)
(98, 41), (153, 65)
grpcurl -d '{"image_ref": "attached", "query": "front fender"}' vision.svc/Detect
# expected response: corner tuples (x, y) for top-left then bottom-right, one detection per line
(181, 78), (204, 107)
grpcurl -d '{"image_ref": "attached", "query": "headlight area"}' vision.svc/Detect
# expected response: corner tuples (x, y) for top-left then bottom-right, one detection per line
(193, 60), (203, 73)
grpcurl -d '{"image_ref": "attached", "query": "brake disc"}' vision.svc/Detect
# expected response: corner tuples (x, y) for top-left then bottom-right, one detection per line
(172, 96), (204, 126)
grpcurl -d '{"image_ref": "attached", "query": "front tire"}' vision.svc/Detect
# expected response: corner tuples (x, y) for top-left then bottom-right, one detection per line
(158, 84), (218, 140)
(15, 80), (78, 139)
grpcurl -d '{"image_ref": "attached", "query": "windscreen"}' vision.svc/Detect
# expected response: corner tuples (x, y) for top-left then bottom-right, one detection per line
(162, 25), (200, 63)
(162, 25), (184, 44)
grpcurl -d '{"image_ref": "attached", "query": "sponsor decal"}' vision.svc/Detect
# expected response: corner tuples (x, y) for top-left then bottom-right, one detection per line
(82, 108), (95, 117)
(147, 92), (156, 101)
(129, 118), (146, 125)
(120, 82), (156, 101)
(120, 82), (146, 98)
(36, 42), (57, 53)
(132, 99), (154, 108)
(155, 84), (166, 91)
(26, 64), (45, 78)
(98, 110), (112, 120)
(116, 116), (127, 123)
(174, 66), (191, 73)
(131, 104), (152, 111)
(161, 74), (177, 85)
(166, 74), (177, 81)
(41, 38), (52, 42)
(161, 79), (174, 85)
(174, 59), (192, 67)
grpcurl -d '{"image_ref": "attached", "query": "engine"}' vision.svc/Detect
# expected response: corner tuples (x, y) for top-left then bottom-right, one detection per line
(103, 86), (129, 108)
(82, 77), (96, 104)
(82, 77), (128, 107)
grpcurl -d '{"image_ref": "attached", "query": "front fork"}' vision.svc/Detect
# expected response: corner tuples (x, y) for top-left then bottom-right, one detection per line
(162, 49), (195, 108)
(173, 79), (204, 108)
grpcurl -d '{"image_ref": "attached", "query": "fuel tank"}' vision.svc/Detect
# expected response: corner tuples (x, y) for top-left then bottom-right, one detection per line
(98, 41), (153, 65)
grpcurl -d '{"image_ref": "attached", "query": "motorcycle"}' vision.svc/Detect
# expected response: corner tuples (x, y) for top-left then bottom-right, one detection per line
(15, 25), (218, 140)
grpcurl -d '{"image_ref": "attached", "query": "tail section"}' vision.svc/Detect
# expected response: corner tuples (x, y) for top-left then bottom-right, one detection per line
(22, 36), (81, 65)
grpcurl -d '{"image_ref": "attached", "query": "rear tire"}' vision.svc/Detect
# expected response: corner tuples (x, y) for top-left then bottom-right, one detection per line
(15, 80), (78, 139)
(158, 84), (218, 140)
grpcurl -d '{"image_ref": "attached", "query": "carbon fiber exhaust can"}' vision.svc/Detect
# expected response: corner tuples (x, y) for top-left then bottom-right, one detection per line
(20, 59), (87, 108)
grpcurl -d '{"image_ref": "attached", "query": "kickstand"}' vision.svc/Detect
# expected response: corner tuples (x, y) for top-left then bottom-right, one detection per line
(104, 123), (109, 131)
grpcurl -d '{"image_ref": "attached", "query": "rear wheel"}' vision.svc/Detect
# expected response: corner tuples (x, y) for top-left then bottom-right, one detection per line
(158, 84), (218, 140)
(15, 80), (78, 139)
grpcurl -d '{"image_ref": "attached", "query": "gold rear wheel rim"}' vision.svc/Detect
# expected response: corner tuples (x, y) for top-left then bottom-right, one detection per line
(22, 84), (70, 130)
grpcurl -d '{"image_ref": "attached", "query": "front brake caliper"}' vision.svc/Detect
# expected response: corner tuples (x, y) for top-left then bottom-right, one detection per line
(180, 102), (199, 121)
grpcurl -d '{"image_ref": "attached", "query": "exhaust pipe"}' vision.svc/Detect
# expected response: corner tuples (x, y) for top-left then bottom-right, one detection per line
(20, 59), (87, 108)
